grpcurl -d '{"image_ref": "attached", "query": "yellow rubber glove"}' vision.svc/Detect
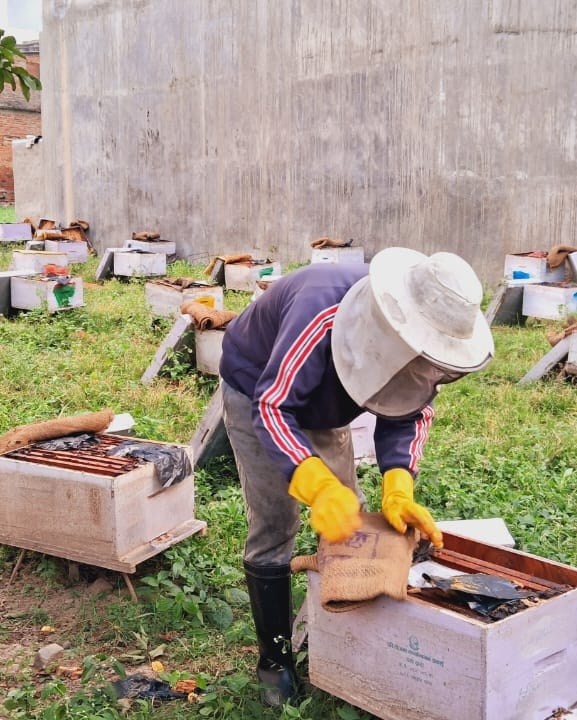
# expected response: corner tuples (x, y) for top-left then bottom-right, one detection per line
(289, 456), (361, 543)
(381, 468), (443, 549)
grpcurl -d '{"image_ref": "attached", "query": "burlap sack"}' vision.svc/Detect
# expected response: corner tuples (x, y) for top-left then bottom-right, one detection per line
(546, 318), (577, 347)
(291, 512), (417, 612)
(310, 237), (351, 249)
(547, 244), (577, 269)
(61, 225), (87, 243)
(180, 300), (238, 330)
(132, 231), (161, 241)
(203, 254), (253, 276)
(160, 277), (210, 290)
(0, 408), (115, 455)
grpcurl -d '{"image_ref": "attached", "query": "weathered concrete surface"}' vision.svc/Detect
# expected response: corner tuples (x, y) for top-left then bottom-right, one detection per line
(32, 0), (577, 287)
(13, 139), (44, 222)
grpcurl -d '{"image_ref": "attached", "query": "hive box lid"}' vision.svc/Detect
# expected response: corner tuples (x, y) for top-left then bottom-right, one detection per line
(306, 532), (577, 720)
(0, 222), (33, 242)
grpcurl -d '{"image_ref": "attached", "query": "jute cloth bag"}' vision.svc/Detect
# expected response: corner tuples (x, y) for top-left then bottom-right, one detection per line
(291, 511), (417, 612)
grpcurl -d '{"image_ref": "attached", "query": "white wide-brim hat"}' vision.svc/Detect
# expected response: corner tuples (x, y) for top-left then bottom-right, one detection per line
(332, 247), (494, 413)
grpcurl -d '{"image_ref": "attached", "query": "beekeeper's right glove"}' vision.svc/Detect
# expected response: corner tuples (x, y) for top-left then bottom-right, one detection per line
(381, 468), (443, 549)
(289, 456), (361, 543)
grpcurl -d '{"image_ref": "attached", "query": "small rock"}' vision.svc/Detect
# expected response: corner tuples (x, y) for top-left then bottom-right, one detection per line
(86, 577), (114, 596)
(33, 643), (64, 671)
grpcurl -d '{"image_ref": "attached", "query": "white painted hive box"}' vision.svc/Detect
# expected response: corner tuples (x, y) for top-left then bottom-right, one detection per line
(0, 435), (206, 573)
(113, 251), (166, 277)
(0, 222), (33, 242)
(11, 276), (85, 312)
(350, 412), (376, 465)
(195, 328), (225, 376)
(306, 533), (577, 720)
(311, 246), (365, 264)
(44, 238), (89, 263)
(10, 249), (69, 273)
(126, 238), (177, 255)
(145, 281), (224, 318)
(224, 262), (279, 291)
(504, 253), (566, 285)
(522, 284), (577, 320)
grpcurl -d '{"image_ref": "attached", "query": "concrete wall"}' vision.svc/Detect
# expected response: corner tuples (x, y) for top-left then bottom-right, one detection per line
(36, 0), (577, 286)
(13, 138), (44, 221)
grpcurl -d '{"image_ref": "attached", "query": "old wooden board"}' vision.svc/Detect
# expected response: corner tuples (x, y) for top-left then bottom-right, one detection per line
(517, 335), (571, 384)
(189, 384), (233, 468)
(484, 284), (526, 327)
(94, 247), (124, 282)
(141, 314), (195, 385)
(564, 332), (577, 375)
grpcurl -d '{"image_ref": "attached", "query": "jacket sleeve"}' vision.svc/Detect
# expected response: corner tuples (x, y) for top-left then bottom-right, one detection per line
(373, 404), (435, 477)
(251, 300), (338, 480)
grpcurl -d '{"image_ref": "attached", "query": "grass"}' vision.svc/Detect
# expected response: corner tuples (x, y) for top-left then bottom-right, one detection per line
(0, 205), (16, 222)
(1, 226), (577, 718)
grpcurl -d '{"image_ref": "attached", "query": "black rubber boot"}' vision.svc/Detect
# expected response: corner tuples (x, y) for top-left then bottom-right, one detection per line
(244, 560), (300, 707)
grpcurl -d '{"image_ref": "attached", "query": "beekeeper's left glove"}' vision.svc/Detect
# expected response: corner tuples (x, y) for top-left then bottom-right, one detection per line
(381, 468), (443, 549)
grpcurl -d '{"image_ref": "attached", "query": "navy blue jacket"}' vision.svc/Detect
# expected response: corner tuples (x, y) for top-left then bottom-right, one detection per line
(219, 263), (433, 481)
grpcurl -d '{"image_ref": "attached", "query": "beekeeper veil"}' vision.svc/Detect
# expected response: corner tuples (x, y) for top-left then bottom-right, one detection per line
(331, 247), (494, 418)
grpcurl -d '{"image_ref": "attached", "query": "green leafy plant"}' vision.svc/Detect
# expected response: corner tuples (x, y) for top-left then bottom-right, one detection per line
(0, 29), (42, 100)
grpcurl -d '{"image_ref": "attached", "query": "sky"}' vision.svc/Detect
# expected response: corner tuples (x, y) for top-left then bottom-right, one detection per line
(0, 0), (42, 42)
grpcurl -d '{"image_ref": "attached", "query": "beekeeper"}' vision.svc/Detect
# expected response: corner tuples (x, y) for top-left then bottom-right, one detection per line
(219, 246), (494, 706)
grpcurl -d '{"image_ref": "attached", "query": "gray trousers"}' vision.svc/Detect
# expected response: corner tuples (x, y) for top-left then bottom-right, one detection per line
(221, 380), (366, 565)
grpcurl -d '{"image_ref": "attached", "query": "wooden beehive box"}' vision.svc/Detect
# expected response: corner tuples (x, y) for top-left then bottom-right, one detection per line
(45, 238), (89, 263)
(522, 284), (577, 320)
(113, 250), (166, 277)
(10, 249), (69, 273)
(195, 328), (225, 375)
(0, 435), (206, 573)
(125, 238), (177, 255)
(145, 280), (224, 318)
(311, 246), (365, 264)
(11, 276), (85, 312)
(224, 261), (278, 291)
(306, 533), (577, 720)
(0, 222), (33, 242)
(503, 253), (566, 285)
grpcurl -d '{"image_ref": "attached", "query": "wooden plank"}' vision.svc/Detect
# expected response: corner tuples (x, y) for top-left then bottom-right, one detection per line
(141, 314), (195, 385)
(189, 384), (233, 468)
(292, 599), (308, 652)
(95, 247), (124, 281)
(565, 332), (577, 375)
(517, 335), (571, 385)
(484, 284), (526, 326)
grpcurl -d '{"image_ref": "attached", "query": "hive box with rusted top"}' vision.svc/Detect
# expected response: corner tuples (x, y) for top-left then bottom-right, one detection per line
(45, 238), (89, 263)
(145, 280), (224, 318)
(0, 434), (206, 572)
(306, 533), (577, 720)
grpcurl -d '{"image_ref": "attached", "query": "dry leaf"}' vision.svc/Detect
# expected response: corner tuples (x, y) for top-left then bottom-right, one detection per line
(174, 678), (197, 694)
(56, 666), (83, 680)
